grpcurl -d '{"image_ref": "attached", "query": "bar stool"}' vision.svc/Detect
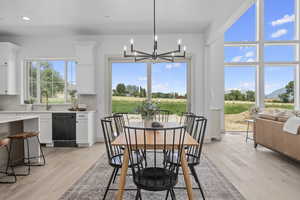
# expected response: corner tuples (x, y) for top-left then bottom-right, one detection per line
(0, 138), (16, 183)
(8, 132), (46, 176)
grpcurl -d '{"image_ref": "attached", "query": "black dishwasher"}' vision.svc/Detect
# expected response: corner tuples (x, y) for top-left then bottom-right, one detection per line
(52, 113), (77, 147)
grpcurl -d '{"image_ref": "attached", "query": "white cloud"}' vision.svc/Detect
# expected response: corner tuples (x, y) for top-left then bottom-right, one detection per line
(165, 63), (181, 70)
(231, 56), (243, 62)
(166, 64), (173, 69)
(246, 58), (255, 62)
(152, 83), (170, 92)
(271, 29), (288, 38)
(137, 76), (147, 81)
(271, 14), (295, 26)
(240, 82), (255, 90)
(245, 51), (254, 58)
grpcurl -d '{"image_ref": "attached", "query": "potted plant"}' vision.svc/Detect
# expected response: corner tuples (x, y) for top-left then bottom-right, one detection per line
(68, 89), (78, 111)
(136, 100), (159, 127)
(24, 98), (35, 111)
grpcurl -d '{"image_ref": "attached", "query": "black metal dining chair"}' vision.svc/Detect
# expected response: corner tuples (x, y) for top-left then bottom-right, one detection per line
(166, 115), (207, 199)
(114, 112), (130, 125)
(124, 126), (187, 199)
(179, 112), (194, 125)
(101, 117), (143, 200)
(154, 109), (171, 122)
(112, 114), (126, 135)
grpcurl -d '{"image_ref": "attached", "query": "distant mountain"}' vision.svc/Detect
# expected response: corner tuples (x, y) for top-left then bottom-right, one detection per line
(266, 87), (286, 99)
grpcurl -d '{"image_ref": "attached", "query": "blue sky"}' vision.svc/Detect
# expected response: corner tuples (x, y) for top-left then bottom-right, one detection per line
(33, 60), (76, 84)
(112, 62), (187, 95)
(225, 0), (296, 95)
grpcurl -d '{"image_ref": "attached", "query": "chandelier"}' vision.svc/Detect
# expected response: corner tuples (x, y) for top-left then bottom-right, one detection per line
(123, 0), (187, 62)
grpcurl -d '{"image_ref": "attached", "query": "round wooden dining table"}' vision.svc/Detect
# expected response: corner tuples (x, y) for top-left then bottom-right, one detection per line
(111, 121), (199, 200)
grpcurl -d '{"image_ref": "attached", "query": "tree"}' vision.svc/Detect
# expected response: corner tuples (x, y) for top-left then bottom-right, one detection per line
(279, 93), (290, 103)
(116, 83), (126, 96)
(126, 85), (139, 97)
(28, 62), (65, 102)
(245, 90), (255, 102)
(279, 81), (294, 103)
(224, 90), (245, 101)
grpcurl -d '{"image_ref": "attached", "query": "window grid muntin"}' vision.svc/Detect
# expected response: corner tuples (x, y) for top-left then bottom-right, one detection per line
(224, 0), (300, 109)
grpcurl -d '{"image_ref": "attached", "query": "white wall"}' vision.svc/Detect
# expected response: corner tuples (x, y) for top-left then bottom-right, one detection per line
(0, 33), (209, 141)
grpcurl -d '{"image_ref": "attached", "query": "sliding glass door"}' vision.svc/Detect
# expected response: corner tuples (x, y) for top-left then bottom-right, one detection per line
(111, 61), (189, 122)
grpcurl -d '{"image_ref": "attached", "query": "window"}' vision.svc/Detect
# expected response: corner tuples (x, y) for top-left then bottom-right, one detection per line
(111, 62), (147, 116)
(25, 60), (77, 104)
(224, 0), (299, 131)
(264, 66), (294, 110)
(224, 66), (256, 131)
(264, 45), (296, 62)
(111, 61), (189, 121)
(152, 63), (188, 116)
(224, 46), (257, 63)
(225, 4), (256, 42)
(264, 0), (295, 40)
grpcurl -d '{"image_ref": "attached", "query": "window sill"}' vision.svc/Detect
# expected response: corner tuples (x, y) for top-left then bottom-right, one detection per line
(21, 104), (72, 106)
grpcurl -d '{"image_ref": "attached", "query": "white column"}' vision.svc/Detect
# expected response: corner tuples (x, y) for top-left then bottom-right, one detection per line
(295, 0), (300, 109)
(256, 0), (265, 109)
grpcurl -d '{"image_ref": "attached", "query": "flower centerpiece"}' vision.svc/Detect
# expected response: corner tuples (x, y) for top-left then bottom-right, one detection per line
(136, 100), (159, 126)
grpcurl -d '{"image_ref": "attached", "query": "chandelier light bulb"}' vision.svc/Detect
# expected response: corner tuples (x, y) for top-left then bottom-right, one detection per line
(154, 35), (158, 41)
(177, 39), (182, 45)
(130, 38), (134, 44)
(183, 46), (187, 51)
(171, 52), (175, 57)
(134, 51), (137, 56)
(123, 46), (127, 51)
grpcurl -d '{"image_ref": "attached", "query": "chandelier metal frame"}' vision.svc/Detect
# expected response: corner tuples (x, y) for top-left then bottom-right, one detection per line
(123, 0), (186, 62)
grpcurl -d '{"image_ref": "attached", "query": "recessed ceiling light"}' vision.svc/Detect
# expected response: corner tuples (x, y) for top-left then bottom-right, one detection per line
(21, 16), (31, 21)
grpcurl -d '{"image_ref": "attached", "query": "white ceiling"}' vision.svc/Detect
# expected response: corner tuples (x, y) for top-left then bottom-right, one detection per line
(0, 0), (245, 36)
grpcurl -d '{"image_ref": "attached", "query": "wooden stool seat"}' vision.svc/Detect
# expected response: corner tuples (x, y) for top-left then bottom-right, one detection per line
(0, 138), (10, 147)
(8, 132), (39, 139)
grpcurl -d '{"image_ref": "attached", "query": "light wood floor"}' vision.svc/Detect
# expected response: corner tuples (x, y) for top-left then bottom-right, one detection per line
(204, 132), (300, 200)
(0, 133), (300, 200)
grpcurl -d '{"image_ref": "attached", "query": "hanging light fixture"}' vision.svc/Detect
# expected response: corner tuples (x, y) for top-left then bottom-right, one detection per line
(123, 0), (187, 62)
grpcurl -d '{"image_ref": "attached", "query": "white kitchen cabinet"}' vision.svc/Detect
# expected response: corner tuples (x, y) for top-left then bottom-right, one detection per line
(76, 112), (95, 147)
(74, 42), (97, 94)
(0, 65), (8, 94)
(76, 64), (96, 94)
(0, 42), (19, 95)
(15, 113), (53, 146)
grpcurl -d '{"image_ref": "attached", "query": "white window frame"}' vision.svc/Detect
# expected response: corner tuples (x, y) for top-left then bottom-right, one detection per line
(23, 58), (77, 105)
(107, 57), (192, 114)
(224, 0), (300, 110)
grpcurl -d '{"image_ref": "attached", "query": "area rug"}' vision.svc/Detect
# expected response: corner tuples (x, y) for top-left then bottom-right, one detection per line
(59, 153), (245, 200)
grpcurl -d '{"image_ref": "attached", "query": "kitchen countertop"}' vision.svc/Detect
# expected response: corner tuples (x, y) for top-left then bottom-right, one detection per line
(0, 110), (96, 113)
(0, 115), (39, 124)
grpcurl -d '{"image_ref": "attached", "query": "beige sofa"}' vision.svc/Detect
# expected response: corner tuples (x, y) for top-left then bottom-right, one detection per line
(254, 117), (300, 161)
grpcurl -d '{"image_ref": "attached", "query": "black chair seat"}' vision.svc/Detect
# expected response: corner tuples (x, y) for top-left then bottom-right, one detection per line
(110, 152), (143, 167)
(165, 152), (199, 166)
(134, 167), (177, 191)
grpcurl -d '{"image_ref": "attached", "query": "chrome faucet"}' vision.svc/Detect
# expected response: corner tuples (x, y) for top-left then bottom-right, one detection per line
(42, 90), (51, 111)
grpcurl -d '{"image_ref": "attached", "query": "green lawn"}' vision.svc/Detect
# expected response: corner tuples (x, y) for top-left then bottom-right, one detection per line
(112, 98), (187, 115)
(112, 97), (294, 115)
(224, 103), (253, 114)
